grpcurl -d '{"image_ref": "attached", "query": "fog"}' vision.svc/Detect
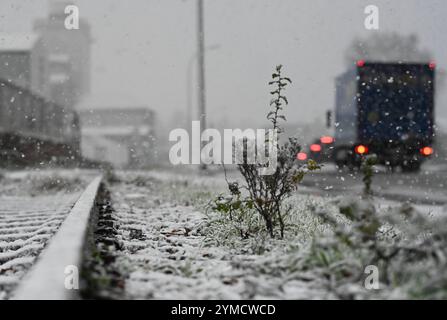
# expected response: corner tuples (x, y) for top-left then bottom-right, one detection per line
(1, 0), (446, 134)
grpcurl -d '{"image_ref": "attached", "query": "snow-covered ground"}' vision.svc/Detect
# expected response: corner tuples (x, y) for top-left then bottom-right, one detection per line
(99, 169), (446, 299)
(107, 172), (332, 299)
(2, 168), (444, 299)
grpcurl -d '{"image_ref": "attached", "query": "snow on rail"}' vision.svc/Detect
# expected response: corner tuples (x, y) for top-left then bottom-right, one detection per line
(0, 194), (80, 300)
(12, 176), (102, 300)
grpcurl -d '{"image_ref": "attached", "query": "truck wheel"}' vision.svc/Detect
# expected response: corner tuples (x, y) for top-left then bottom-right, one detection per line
(335, 160), (345, 169)
(401, 161), (421, 173)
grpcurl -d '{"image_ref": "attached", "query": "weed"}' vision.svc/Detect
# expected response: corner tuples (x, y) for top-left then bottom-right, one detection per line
(210, 65), (320, 239)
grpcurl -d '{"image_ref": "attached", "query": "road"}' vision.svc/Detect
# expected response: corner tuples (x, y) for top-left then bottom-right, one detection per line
(300, 163), (447, 206)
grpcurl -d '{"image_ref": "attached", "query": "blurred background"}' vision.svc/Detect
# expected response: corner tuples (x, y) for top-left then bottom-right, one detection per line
(0, 0), (446, 169)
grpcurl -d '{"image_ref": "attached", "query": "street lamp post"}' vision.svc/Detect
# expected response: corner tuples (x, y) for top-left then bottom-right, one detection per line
(197, 0), (206, 170)
(186, 54), (195, 129)
(186, 44), (219, 131)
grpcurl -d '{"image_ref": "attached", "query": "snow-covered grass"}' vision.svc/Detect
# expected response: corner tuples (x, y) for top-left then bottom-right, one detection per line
(86, 169), (443, 300)
(105, 172), (335, 299)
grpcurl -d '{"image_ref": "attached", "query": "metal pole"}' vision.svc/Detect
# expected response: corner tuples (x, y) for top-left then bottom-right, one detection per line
(186, 55), (195, 130)
(197, 0), (206, 170)
(186, 45), (219, 134)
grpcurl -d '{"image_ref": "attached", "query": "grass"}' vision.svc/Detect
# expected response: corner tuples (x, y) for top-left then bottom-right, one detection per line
(104, 169), (447, 299)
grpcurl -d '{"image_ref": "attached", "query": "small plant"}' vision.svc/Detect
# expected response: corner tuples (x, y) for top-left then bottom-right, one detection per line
(210, 65), (320, 239)
(361, 154), (377, 196)
(209, 184), (262, 239)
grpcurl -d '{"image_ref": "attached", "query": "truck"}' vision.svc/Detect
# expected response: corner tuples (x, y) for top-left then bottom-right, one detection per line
(332, 61), (435, 172)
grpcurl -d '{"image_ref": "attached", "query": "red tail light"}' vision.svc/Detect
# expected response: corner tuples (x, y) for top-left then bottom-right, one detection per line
(355, 145), (368, 155)
(310, 144), (322, 152)
(296, 152), (307, 161)
(420, 146), (434, 156)
(320, 136), (334, 144)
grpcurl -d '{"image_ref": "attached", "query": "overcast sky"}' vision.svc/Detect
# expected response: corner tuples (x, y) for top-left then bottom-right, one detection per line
(1, 0), (447, 133)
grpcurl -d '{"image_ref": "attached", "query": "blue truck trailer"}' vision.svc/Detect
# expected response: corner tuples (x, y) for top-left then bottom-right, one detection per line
(333, 61), (435, 172)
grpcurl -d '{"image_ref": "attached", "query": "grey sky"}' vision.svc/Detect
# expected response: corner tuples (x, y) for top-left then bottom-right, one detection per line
(1, 0), (446, 132)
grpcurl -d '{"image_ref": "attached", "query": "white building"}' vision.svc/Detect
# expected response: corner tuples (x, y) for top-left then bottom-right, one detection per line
(81, 134), (128, 167)
(77, 102), (157, 168)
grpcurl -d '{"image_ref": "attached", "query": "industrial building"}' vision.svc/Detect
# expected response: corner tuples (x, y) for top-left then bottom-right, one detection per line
(33, 1), (92, 109)
(78, 106), (157, 168)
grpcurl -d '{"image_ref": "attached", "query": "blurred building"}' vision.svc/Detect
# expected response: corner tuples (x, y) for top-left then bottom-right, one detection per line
(0, 33), (45, 91)
(33, 1), (91, 109)
(78, 107), (157, 168)
(0, 2), (89, 161)
(0, 32), (82, 157)
(81, 134), (128, 167)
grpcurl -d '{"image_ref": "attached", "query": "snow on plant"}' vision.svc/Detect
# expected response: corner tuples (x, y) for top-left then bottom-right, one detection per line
(210, 65), (320, 239)
(307, 191), (447, 298)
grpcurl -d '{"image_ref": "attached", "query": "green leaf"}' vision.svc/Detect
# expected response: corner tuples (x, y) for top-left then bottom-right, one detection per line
(233, 200), (242, 210)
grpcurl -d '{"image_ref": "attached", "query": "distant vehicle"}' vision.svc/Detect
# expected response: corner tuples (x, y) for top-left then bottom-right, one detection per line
(332, 61), (435, 172)
(304, 136), (335, 163)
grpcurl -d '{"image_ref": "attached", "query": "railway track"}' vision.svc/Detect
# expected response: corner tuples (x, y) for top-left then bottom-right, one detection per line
(0, 175), (103, 300)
